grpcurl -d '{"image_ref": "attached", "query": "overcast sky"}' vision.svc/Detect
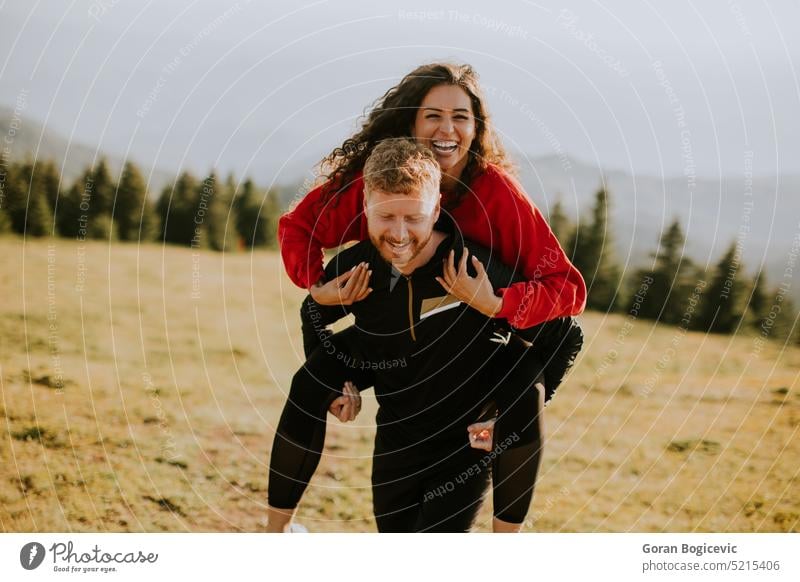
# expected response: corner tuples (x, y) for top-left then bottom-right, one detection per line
(2, 0), (799, 183)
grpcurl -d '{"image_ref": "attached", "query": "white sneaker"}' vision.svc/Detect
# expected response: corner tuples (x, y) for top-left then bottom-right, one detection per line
(284, 522), (308, 533)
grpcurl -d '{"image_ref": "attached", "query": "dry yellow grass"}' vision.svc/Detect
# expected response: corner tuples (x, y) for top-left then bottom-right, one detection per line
(1, 236), (797, 532)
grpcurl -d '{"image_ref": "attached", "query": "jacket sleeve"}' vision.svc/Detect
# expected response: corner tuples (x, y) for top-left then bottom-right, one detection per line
(298, 247), (358, 357)
(482, 169), (587, 329)
(278, 175), (366, 290)
(300, 296), (350, 358)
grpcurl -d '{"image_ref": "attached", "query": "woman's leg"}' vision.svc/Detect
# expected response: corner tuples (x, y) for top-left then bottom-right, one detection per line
(415, 447), (491, 532)
(267, 327), (373, 513)
(371, 341), (546, 532)
(372, 446), (491, 533)
(487, 341), (546, 527)
(371, 468), (423, 532)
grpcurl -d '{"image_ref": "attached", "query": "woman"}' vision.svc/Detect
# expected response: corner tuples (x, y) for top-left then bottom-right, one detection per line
(268, 63), (585, 532)
(280, 63), (585, 326)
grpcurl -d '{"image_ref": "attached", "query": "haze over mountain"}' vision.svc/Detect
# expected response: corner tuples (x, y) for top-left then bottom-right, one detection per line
(3, 1), (800, 177)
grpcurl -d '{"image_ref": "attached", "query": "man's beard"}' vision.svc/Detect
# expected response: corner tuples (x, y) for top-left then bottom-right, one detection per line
(371, 230), (434, 269)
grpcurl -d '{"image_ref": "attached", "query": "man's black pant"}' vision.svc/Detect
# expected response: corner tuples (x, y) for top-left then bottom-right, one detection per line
(268, 327), (544, 531)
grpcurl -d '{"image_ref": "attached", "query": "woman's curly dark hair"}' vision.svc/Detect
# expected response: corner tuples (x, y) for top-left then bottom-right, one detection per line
(319, 62), (514, 209)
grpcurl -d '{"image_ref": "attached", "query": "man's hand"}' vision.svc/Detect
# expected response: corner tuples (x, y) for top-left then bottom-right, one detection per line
(328, 381), (362, 422)
(309, 263), (372, 306)
(467, 418), (495, 451)
(436, 249), (503, 317)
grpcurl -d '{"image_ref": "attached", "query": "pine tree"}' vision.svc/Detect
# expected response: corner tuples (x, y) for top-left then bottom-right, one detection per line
(628, 219), (695, 325)
(26, 185), (51, 238)
(0, 204), (10, 233)
(767, 293), (797, 343)
(4, 161), (51, 237)
(224, 172), (238, 204)
(58, 169), (92, 239)
(235, 179), (262, 248)
(745, 269), (770, 333)
(37, 160), (61, 234)
(116, 161), (156, 242)
(68, 159), (116, 239)
(196, 172), (237, 252)
(230, 176), (245, 249)
(548, 197), (572, 247)
(0, 163), (15, 233)
(235, 181), (281, 249)
(568, 186), (621, 312)
(87, 214), (116, 240)
(89, 158), (115, 218)
(754, 284), (798, 343)
(225, 172), (243, 249)
(696, 241), (744, 334)
(37, 161), (61, 209)
(157, 171), (199, 246)
(2, 162), (26, 233)
(141, 197), (157, 242)
(0, 162), (12, 235)
(263, 189), (280, 248)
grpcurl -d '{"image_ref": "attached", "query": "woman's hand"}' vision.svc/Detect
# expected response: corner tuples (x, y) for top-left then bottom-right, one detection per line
(467, 418), (495, 452)
(309, 263), (372, 306)
(328, 381), (362, 422)
(436, 249), (503, 317)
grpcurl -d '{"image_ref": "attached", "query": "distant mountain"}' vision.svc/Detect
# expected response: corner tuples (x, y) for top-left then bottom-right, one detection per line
(0, 106), (175, 195)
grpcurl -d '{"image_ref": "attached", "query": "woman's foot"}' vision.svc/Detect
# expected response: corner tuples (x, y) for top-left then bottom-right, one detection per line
(266, 505), (296, 532)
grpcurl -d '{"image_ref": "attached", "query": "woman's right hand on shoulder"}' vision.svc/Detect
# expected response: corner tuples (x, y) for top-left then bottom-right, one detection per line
(309, 262), (372, 306)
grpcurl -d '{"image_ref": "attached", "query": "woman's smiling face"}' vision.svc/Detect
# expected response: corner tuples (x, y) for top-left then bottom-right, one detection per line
(411, 84), (476, 180)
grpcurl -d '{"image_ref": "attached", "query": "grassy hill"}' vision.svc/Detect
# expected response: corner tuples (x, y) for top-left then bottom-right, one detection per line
(0, 236), (797, 532)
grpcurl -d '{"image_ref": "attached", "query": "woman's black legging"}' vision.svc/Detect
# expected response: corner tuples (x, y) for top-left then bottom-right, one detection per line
(268, 328), (373, 510)
(488, 338), (545, 525)
(267, 329), (544, 529)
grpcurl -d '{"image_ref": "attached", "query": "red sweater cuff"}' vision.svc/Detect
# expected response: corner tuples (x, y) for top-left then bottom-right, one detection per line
(495, 286), (520, 322)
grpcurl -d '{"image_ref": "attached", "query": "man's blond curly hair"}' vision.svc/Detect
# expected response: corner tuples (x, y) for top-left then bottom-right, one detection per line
(363, 138), (441, 200)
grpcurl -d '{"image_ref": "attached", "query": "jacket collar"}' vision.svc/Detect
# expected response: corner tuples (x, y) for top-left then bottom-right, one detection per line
(371, 213), (464, 290)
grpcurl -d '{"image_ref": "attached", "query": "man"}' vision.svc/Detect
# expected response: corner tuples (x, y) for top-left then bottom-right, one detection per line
(267, 139), (582, 532)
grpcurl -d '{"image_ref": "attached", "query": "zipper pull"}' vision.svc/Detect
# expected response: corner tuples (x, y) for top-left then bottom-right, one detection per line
(406, 276), (416, 341)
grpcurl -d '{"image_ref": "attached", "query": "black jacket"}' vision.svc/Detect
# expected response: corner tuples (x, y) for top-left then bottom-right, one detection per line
(300, 217), (583, 412)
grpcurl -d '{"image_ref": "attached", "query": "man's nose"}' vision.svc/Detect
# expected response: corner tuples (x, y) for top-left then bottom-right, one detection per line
(390, 221), (408, 241)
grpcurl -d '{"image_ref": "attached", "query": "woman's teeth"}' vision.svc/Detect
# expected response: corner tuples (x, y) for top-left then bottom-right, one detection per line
(432, 140), (458, 154)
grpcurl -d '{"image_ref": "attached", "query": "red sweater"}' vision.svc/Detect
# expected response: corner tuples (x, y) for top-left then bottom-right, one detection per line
(278, 164), (586, 329)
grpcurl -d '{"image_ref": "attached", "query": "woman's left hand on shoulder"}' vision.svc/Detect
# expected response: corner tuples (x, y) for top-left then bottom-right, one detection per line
(436, 249), (503, 318)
